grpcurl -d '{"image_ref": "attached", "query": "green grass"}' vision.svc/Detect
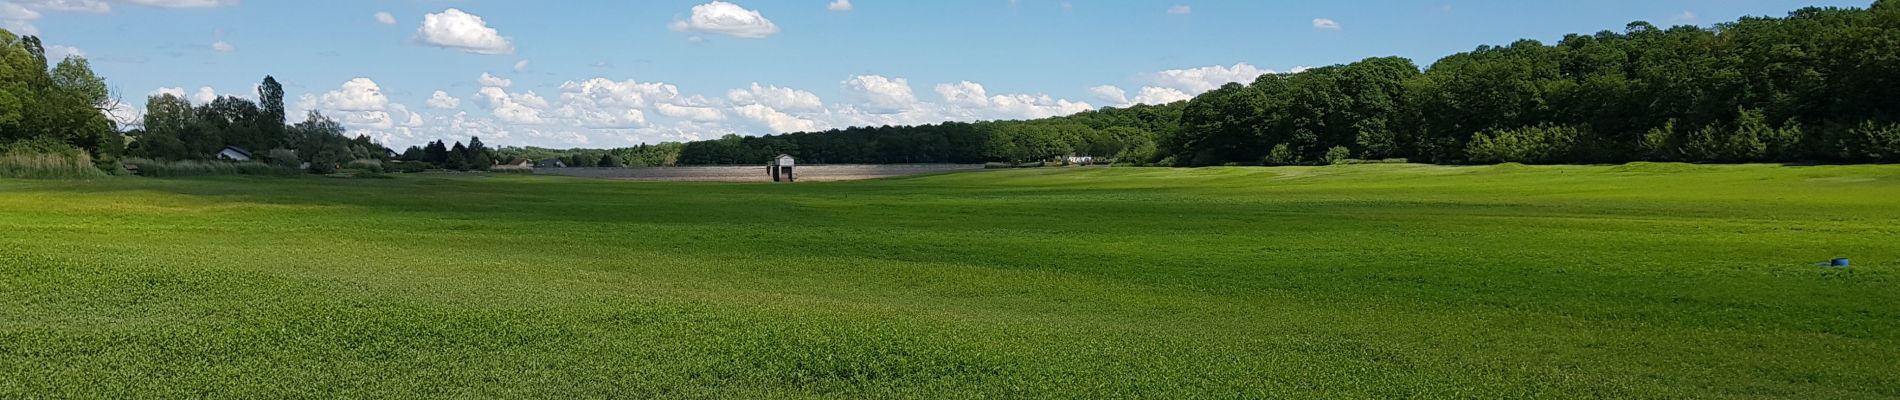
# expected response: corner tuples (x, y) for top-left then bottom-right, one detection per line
(2, 164), (1897, 398)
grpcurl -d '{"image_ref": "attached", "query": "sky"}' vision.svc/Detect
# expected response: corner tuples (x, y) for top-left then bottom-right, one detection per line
(3, 0), (1873, 149)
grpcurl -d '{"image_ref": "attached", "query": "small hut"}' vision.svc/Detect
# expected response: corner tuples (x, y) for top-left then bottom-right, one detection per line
(769, 154), (795, 182)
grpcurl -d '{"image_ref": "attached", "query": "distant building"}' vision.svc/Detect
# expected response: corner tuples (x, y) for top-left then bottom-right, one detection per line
(385, 148), (401, 159)
(1065, 155), (1095, 165)
(534, 159), (568, 168)
(503, 159), (534, 168)
(217, 146), (253, 162)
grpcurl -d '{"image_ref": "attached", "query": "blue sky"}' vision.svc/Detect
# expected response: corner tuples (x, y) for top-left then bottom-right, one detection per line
(4, 0), (1871, 148)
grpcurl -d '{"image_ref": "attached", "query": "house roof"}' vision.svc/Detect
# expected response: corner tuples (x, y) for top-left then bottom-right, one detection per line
(220, 146), (253, 158)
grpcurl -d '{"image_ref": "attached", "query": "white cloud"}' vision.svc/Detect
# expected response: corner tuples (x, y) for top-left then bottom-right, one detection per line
(558, 78), (681, 110)
(727, 82), (823, 113)
(1151, 63), (1271, 94)
(669, 1), (779, 39)
(934, 81), (990, 108)
(513, 59), (530, 72)
(45, 44), (83, 60)
(1, 2), (42, 35)
(13, 0), (109, 13)
(415, 8), (515, 55)
(841, 75), (918, 114)
(656, 103), (726, 122)
(211, 40), (233, 52)
(1167, 5), (1190, 15)
(1088, 85), (1127, 105)
(315, 78), (391, 111)
(1131, 86), (1191, 105)
(1313, 18), (1340, 30)
(119, 0), (236, 8)
(1672, 11), (1697, 23)
(191, 86), (218, 104)
(1289, 65), (1311, 74)
(478, 72), (513, 88)
(374, 11), (395, 25)
(827, 0), (851, 12)
(150, 86), (185, 99)
(476, 86), (545, 124)
(735, 104), (817, 132)
(983, 93), (1091, 119)
(427, 90), (461, 109)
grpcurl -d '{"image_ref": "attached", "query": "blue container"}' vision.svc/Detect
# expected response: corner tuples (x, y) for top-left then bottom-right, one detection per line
(1831, 258), (1850, 267)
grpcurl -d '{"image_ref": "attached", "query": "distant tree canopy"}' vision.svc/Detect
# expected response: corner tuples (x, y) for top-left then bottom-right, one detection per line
(662, 2), (1900, 166)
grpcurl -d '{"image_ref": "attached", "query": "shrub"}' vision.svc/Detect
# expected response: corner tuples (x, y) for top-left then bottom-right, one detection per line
(387, 162), (431, 173)
(1838, 120), (1900, 162)
(265, 148), (301, 169)
(1466, 124), (1581, 164)
(124, 158), (297, 177)
(346, 159), (384, 173)
(0, 140), (107, 179)
(1322, 146), (1353, 165)
(1264, 144), (1297, 166)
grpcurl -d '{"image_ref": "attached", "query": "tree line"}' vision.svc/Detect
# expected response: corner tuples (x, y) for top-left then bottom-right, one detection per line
(669, 2), (1900, 166)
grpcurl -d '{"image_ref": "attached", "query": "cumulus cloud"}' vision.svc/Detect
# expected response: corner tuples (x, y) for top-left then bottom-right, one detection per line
(191, 86), (218, 103)
(45, 44), (83, 60)
(1131, 86), (1191, 105)
(735, 104), (818, 132)
(13, 0), (109, 13)
(476, 86), (545, 124)
(669, 1), (779, 39)
(727, 82), (824, 113)
(478, 72), (513, 88)
(415, 8), (515, 54)
(120, 0), (236, 8)
(841, 75), (918, 114)
(1312, 18), (1340, 30)
(1150, 63), (1271, 94)
(827, 0), (851, 12)
(211, 40), (233, 52)
(1, 2), (43, 35)
(314, 78), (391, 111)
(427, 90), (461, 109)
(150, 86), (185, 99)
(656, 103), (726, 122)
(1088, 85), (1127, 105)
(1167, 5), (1190, 15)
(934, 81), (990, 108)
(374, 11), (395, 25)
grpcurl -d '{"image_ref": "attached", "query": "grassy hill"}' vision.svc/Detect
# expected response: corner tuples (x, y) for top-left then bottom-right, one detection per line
(2, 164), (1896, 398)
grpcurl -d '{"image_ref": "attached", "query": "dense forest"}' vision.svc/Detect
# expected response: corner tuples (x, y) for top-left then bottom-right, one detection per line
(668, 1), (1900, 166)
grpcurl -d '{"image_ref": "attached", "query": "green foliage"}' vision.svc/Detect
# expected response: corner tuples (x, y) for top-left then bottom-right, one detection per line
(123, 158), (291, 177)
(1322, 146), (1353, 165)
(1264, 143), (1296, 166)
(0, 139), (106, 179)
(1838, 120), (1900, 162)
(265, 148), (300, 169)
(596, 154), (623, 167)
(1465, 124), (1581, 164)
(345, 159), (384, 173)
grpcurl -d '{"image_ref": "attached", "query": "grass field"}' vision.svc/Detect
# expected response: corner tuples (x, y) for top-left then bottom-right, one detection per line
(2, 164), (1897, 398)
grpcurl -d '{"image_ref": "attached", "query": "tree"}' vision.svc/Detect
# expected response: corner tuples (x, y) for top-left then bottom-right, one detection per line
(446, 142), (469, 170)
(258, 76), (286, 148)
(597, 154), (623, 167)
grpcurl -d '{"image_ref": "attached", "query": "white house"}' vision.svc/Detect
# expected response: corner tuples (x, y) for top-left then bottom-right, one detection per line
(217, 146), (253, 162)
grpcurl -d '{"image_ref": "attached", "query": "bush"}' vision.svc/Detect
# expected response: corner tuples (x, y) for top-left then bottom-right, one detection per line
(346, 159), (384, 173)
(1831, 121), (1900, 162)
(1323, 146), (1353, 165)
(1466, 124), (1581, 164)
(387, 162), (431, 173)
(1264, 144), (1297, 166)
(266, 149), (301, 169)
(0, 140), (107, 179)
(124, 158), (298, 177)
